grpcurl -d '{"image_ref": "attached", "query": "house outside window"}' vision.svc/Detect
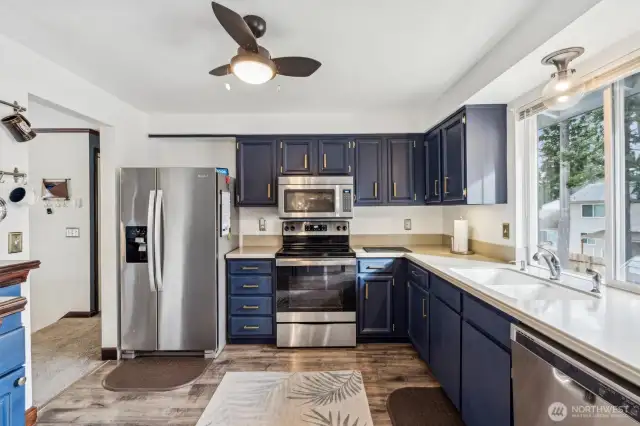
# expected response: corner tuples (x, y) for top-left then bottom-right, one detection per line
(581, 204), (605, 217)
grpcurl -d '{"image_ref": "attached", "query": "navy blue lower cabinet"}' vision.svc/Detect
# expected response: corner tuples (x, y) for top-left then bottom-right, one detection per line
(357, 276), (393, 336)
(461, 321), (512, 426)
(429, 294), (461, 410)
(407, 280), (429, 361)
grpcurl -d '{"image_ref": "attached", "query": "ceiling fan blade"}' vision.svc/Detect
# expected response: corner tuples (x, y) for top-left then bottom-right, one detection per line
(273, 57), (322, 77)
(211, 2), (258, 53)
(209, 64), (231, 76)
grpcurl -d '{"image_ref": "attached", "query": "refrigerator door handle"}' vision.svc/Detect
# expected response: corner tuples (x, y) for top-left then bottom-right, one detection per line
(154, 189), (164, 291)
(147, 190), (157, 292)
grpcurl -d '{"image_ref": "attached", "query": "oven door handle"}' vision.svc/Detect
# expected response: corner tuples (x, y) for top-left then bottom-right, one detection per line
(276, 258), (357, 267)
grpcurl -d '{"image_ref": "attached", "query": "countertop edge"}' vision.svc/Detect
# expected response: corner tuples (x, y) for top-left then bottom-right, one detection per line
(0, 260), (41, 289)
(405, 254), (640, 389)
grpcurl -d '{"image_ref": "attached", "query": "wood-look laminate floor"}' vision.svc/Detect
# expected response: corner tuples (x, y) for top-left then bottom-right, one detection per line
(37, 344), (439, 425)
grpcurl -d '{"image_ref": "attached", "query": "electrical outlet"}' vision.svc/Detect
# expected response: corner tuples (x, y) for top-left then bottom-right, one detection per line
(66, 227), (80, 238)
(502, 223), (510, 239)
(259, 218), (266, 232)
(404, 219), (412, 230)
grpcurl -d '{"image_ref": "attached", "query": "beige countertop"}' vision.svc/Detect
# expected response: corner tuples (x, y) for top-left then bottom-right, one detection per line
(225, 246), (280, 259)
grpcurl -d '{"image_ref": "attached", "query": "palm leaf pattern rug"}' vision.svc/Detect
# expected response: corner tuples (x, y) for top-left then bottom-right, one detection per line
(196, 371), (372, 426)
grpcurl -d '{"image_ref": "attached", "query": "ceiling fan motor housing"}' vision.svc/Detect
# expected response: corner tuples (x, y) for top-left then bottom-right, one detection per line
(243, 15), (266, 38)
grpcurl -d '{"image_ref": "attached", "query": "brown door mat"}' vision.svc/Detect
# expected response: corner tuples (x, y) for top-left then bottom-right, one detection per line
(102, 357), (211, 392)
(387, 387), (464, 426)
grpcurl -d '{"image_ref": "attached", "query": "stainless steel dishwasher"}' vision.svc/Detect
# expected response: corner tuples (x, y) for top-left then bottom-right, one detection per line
(512, 325), (640, 425)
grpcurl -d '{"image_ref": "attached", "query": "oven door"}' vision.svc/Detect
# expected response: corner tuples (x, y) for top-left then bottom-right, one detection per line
(278, 185), (346, 219)
(276, 258), (356, 323)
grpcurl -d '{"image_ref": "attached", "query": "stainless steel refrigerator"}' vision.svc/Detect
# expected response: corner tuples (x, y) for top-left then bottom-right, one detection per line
(119, 167), (238, 356)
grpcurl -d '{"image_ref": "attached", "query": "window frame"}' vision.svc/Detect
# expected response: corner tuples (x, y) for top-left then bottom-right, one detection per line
(581, 203), (605, 218)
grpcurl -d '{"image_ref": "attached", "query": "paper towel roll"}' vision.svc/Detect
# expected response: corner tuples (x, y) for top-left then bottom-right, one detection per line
(453, 219), (469, 253)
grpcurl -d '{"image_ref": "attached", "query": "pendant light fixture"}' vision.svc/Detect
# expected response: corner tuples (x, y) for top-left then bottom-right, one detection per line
(541, 47), (585, 111)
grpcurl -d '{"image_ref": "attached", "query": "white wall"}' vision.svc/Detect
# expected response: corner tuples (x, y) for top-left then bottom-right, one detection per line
(28, 98), (100, 129)
(240, 205), (444, 238)
(28, 132), (92, 332)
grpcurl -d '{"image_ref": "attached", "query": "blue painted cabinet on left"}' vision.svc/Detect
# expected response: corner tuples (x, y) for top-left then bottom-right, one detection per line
(236, 139), (277, 206)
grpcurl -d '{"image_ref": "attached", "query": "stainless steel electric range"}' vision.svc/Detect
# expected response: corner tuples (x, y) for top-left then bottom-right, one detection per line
(275, 220), (356, 348)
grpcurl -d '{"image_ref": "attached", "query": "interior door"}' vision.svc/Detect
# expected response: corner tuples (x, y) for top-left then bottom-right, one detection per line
(156, 168), (218, 351)
(120, 168), (158, 351)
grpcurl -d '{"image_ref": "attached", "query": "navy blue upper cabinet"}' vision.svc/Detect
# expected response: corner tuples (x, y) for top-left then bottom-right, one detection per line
(442, 113), (466, 203)
(355, 138), (385, 205)
(426, 105), (507, 205)
(407, 280), (429, 361)
(461, 321), (512, 426)
(424, 130), (442, 204)
(357, 276), (393, 335)
(237, 139), (277, 206)
(430, 293), (462, 409)
(387, 138), (415, 203)
(318, 138), (352, 175)
(279, 138), (314, 175)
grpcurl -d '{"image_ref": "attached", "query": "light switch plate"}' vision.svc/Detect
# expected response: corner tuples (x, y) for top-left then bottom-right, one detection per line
(502, 223), (510, 239)
(404, 219), (412, 230)
(259, 218), (266, 232)
(8, 232), (22, 254)
(66, 227), (80, 238)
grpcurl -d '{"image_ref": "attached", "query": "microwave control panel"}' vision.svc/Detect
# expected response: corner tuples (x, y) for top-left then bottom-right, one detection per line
(342, 189), (352, 212)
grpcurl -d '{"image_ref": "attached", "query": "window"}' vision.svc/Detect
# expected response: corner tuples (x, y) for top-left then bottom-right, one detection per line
(535, 87), (606, 274)
(581, 204), (605, 217)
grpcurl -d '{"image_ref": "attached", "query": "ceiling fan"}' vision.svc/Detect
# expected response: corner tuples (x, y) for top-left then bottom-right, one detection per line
(209, 1), (321, 85)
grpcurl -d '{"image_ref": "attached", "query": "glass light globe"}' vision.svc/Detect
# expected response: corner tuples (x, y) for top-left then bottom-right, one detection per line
(542, 70), (584, 111)
(231, 54), (275, 85)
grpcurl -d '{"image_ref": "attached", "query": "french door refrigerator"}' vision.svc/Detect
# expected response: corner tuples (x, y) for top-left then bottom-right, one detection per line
(119, 168), (238, 356)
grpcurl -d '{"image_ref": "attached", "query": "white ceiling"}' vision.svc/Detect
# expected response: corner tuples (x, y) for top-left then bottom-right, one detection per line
(468, 0), (640, 105)
(0, 0), (539, 114)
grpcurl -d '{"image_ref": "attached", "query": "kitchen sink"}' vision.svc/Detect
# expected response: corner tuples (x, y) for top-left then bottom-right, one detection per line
(449, 268), (600, 300)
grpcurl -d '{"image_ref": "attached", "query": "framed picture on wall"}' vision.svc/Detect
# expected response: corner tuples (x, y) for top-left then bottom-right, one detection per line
(42, 178), (70, 200)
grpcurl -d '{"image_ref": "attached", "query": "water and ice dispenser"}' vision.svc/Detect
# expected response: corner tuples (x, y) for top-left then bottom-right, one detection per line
(125, 226), (148, 263)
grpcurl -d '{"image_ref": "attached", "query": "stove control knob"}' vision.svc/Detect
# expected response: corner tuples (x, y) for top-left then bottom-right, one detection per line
(290, 226), (296, 231)
(284, 226), (290, 231)
(336, 226), (342, 231)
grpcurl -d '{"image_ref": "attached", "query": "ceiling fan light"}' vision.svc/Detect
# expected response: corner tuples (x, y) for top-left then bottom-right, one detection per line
(231, 53), (275, 85)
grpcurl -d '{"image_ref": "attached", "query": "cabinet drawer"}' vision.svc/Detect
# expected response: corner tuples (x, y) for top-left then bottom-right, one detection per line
(0, 285), (20, 299)
(0, 313), (21, 337)
(229, 296), (272, 316)
(229, 317), (273, 336)
(358, 259), (395, 275)
(229, 276), (273, 295)
(0, 327), (25, 376)
(228, 260), (273, 275)
(431, 274), (462, 313)
(408, 263), (429, 289)
(463, 295), (513, 349)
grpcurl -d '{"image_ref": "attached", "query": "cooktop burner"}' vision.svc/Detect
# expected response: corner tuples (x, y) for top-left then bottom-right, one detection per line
(276, 246), (355, 258)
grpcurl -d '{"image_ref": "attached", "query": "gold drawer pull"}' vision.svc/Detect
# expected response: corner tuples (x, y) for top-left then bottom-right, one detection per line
(243, 325), (260, 330)
(365, 283), (369, 300)
(366, 266), (384, 270)
(323, 153), (327, 169)
(267, 183), (271, 199)
(393, 182), (397, 197)
(444, 177), (449, 195)
(374, 182), (378, 198)
(241, 266), (259, 270)
(434, 180), (439, 196)
(242, 284), (259, 288)
(242, 305), (260, 310)
(304, 154), (308, 169)
(422, 299), (427, 318)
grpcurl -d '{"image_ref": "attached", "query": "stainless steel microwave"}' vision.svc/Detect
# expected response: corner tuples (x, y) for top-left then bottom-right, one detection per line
(278, 176), (354, 219)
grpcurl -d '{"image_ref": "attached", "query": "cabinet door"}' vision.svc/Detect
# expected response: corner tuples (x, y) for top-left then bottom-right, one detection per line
(318, 139), (352, 175)
(387, 138), (415, 204)
(424, 130), (442, 204)
(462, 321), (511, 426)
(358, 276), (393, 335)
(355, 138), (384, 205)
(441, 113), (466, 203)
(430, 294), (461, 409)
(279, 139), (314, 175)
(237, 140), (277, 206)
(0, 367), (26, 426)
(407, 281), (429, 361)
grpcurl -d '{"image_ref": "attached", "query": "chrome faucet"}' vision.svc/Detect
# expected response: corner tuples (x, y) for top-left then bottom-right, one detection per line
(586, 268), (603, 294)
(532, 245), (562, 280)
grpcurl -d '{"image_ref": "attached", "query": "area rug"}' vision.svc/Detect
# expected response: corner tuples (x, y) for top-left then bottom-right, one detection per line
(196, 371), (373, 426)
(102, 357), (211, 391)
(386, 387), (464, 426)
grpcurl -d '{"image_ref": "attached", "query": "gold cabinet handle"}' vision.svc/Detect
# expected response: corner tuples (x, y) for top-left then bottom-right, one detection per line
(393, 182), (397, 197)
(242, 284), (259, 288)
(365, 283), (369, 300)
(444, 177), (449, 195)
(374, 182), (378, 198)
(242, 305), (260, 310)
(366, 266), (384, 270)
(323, 153), (327, 169)
(422, 299), (427, 318)
(243, 325), (260, 330)
(267, 183), (271, 199)
(241, 266), (259, 270)
(304, 154), (308, 169)
(434, 180), (439, 196)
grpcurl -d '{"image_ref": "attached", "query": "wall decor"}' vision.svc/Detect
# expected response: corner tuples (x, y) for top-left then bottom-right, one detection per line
(42, 179), (70, 204)
(8, 232), (23, 254)
(0, 99), (36, 142)
(0, 197), (6, 222)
